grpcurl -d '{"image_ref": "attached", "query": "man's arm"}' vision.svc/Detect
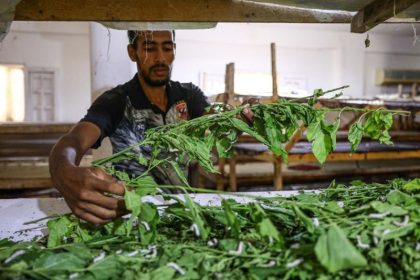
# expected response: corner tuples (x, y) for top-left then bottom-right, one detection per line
(49, 121), (126, 224)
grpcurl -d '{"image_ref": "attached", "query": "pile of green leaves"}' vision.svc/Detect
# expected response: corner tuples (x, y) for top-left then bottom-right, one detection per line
(1, 86), (415, 279)
(1, 178), (419, 279)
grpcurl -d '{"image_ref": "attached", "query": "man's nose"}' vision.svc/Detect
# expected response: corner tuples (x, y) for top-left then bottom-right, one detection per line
(155, 47), (165, 63)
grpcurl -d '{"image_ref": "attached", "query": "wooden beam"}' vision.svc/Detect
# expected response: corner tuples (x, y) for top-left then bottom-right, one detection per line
(14, 0), (352, 23)
(229, 157), (237, 192)
(273, 158), (282, 191)
(351, 0), (419, 33)
(225, 63), (235, 104)
(270, 42), (278, 102)
(217, 158), (225, 191)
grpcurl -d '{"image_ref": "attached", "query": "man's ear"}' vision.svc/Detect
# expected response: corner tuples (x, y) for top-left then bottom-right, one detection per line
(127, 44), (137, 62)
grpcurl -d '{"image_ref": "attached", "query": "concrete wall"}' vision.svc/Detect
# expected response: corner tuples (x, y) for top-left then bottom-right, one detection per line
(0, 21), (90, 122)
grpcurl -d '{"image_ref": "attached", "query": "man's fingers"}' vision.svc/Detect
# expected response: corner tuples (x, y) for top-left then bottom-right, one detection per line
(90, 167), (119, 182)
(94, 180), (125, 196)
(77, 187), (127, 211)
(77, 201), (121, 221)
(241, 107), (254, 123)
(73, 208), (110, 225)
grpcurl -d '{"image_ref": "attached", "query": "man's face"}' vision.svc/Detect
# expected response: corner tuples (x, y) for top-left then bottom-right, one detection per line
(129, 31), (175, 87)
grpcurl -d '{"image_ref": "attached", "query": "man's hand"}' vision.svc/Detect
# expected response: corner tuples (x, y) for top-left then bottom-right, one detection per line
(240, 97), (259, 124)
(53, 165), (127, 225)
(49, 122), (128, 225)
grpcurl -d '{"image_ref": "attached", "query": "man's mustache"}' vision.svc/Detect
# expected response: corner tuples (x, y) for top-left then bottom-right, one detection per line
(150, 64), (170, 71)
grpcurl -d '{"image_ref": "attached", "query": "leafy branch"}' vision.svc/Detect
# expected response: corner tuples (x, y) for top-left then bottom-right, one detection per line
(92, 85), (409, 181)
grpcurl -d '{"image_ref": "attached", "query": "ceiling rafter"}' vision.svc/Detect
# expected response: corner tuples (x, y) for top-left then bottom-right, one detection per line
(13, 0), (352, 23)
(351, 0), (420, 33)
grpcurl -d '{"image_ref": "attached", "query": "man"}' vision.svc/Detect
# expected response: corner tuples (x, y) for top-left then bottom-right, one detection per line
(49, 30), (253, 225)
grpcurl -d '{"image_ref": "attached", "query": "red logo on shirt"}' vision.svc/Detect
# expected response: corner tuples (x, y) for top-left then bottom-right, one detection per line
(175, 101), (188, 120)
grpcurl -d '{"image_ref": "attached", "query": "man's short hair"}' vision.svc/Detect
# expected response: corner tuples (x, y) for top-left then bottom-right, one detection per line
(127, 30), (176, 49)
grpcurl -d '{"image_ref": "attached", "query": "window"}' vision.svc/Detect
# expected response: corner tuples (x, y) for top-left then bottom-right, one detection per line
(0, 64), (25, 122)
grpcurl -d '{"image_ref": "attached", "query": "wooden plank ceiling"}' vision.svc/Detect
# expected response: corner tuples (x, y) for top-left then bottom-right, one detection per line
(11, 0), (420, 33)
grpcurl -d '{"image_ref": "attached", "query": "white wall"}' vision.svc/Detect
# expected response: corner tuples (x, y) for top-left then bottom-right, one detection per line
(89, 23), (135, 100)
(171, 23), (420, 98)
(1, 22), (419, 124)
(0, 21), (90, 122)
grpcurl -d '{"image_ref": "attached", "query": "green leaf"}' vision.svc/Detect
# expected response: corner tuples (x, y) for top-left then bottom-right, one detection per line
(229, 118), (268, 146)
(0, 242), (31, 262)
(329, 118), (340, 150)
(47, 216), (72, 248)
(374, 223), (416, 241)
(222, 200), (241, 237)
(293, 206), (315, 234)
(312, 132), (332, 164)
(169, 161), (190, 187)
(139, 203), (159, 245)
(138, 155), (148, 166)
(403, 178), (420, 193)
(315, 224), (367, 273)
(263, 110), (283, 156)
(370, 201), (408, 216)
(308, 88), (323, 106)
(257, 218), (284, 247)
(215, 137), (233, 158)
(131, 176), (158, 196)
(124, 189), (141, 235)
(306, 113), (335, 164)
(33, 252), (86, 272)
(63, 243), (93, 261)
(184, 194), (210, 240)
(379, 130), (393, 145)
(150, 266), (176, 280)
(124, 190), (141, 213)
(363, 111), (394, 145)
(74, 225), (93, 242)
(104, 218), (129, 236)
(306, 114), (322, 142)
(386, 190), (416, 206)
(87, 255), (120, 279)
(324, 201), (345, 214)
(348, 123), (363, 152)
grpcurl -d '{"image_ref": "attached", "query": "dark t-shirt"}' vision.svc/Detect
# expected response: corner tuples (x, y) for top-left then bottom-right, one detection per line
(81, 75), (209, 184)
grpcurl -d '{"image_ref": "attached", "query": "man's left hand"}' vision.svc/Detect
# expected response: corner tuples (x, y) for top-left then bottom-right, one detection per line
(240, 97), (259, 123)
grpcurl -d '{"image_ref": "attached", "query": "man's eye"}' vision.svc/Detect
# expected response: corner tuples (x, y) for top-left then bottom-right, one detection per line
(144, 47), (156, 51)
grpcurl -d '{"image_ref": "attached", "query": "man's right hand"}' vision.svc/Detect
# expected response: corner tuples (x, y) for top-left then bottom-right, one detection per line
(54, 164), (127, 225)
(49, 122), (127, 225)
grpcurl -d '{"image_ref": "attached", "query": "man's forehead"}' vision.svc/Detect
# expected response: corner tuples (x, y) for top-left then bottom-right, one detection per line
(136, 31), (173, 42)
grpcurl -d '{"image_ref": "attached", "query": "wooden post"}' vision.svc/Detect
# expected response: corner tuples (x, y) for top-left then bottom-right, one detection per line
(412, 82), (418, 99)
(225, 63), (235, 104)
(197, 166), (205, 189)
(271, 43), (278, 102)
(224, 62), (238, 192)
(229, 156), (237, 192)
(217, 158), (225, 191)
(273, 158), (282, 191)
(271, 42), (281, 189)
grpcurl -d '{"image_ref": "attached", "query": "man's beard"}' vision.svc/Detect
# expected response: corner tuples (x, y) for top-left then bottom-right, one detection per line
(139, 62), (172, 87)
